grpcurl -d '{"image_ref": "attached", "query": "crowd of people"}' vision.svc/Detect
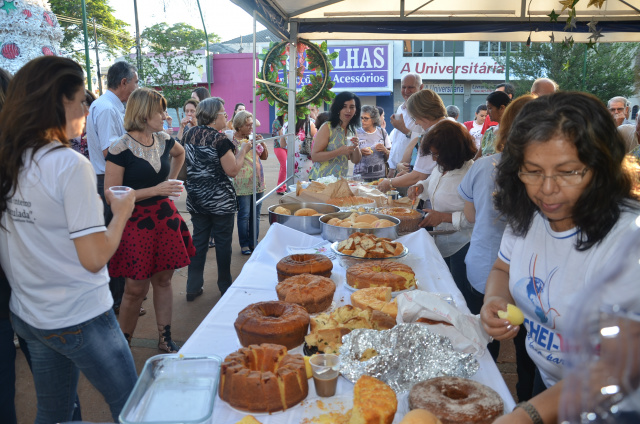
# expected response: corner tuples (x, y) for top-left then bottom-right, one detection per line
(0, 54), (639, 423)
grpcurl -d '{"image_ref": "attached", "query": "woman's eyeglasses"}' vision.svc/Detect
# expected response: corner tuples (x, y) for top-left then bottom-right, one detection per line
(218, 112), (228, 118)
(361, 117), (371, 121)
(518, 168), (589, 186)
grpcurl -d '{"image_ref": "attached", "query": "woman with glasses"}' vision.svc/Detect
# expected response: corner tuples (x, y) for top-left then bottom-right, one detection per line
(105, 88), (195, 353)
(407, 120), (476, 295)
(308, 91), (362, 180)
(353, 105), (390, 182)
(481, 92), (640, 423)
(183, 98), (251, 299)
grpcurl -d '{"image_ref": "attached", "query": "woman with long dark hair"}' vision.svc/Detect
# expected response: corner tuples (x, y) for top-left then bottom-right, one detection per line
(482, 92), (640, 423)
(308, 91), (362, 179)
(0, 57), (137, 422)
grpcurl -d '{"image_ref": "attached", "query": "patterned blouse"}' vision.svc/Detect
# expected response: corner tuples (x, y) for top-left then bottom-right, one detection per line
(231, 134), (266, 196)
(308, 124), (352, 180)
(182, 126), (237, 215)
(480, 125), (498, 156)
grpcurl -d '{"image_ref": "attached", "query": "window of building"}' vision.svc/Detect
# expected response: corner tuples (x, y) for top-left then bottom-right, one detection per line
(403, 41), (464, 57)
(479, 42), (523, 56)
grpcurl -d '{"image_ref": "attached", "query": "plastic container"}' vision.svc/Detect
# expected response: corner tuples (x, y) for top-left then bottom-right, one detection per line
(120, 354), (222, 424)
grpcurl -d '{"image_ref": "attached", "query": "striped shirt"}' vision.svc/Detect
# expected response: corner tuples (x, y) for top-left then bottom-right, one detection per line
(85, 90), (125, 175)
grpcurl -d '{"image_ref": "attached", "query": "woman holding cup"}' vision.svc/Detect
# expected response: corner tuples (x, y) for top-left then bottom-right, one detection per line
(353, 105), (390, 182)
(177, 98), (198, 141)
(0, 57), (137, 422)
(105, 87), (195, 353)
(308, 91), (362, 180)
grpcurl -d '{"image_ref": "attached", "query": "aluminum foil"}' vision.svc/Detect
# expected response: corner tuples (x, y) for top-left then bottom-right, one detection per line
(338, 323), (479, 393)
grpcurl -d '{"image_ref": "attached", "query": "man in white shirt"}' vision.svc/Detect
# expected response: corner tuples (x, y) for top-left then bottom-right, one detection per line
(84, 61), (138, 314)
(387, 73), (425, 177)
(85, 61), (138, 194)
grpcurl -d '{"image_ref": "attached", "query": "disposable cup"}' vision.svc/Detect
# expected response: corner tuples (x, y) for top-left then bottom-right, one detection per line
(309, 354), (340, 397)
(109, 186), (132, 198)
(224, 129), (234, 140)
(168, 179), (183, 201)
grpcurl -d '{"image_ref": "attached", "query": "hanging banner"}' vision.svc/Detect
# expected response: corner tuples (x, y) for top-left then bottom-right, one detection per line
(394, 57), (505, 81)
(424, 83), (464, 94)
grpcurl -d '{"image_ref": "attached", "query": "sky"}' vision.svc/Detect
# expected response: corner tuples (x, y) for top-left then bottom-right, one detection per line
(108, 0), (265, 43)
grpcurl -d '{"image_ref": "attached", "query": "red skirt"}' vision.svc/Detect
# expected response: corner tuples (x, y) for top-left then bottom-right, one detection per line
(109, 198), (196, 280)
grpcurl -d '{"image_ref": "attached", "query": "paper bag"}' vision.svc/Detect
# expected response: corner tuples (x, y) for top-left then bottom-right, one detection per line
(396, 291), (491, 355)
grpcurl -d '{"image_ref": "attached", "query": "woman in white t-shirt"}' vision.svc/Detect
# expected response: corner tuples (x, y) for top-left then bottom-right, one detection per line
(0, 57), (138, 422)
(481, 92), (640, 424)
(354, 105), (390, 182)
(463, 104), (487, 150)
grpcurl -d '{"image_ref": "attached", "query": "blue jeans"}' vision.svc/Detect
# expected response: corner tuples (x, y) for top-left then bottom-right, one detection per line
(11, 310), (137, 423)
(0, 317), (16, 424)
(187, 213), (235, 296)
(236, 192), (263, 249)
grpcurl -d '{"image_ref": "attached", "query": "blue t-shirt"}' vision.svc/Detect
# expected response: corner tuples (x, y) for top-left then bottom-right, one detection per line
(457, 153), (507, 293)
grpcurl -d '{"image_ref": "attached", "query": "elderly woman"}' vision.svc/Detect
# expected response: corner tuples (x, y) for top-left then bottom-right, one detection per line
(378, 89), (445, 193)
(308, 91), (362, 179)
(354, 105), (390, 182)
(105, 88), (195, 353)
(407, 120), (476, 294)
(482, 92), (640, 424)
(177, 98), (198, 142)
(0, 57), (137, 422)
(183, 98), (251, 299)
(232, 110), (268, 255)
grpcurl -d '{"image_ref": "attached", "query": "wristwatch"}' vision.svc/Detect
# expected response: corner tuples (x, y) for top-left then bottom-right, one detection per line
(405, 130), (411, 138)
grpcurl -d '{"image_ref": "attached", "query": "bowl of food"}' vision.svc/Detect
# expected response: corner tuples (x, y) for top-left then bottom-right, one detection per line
(326, 196), (377, 211)
(319, 212), (400, 242)
(268, 202), (340, 235)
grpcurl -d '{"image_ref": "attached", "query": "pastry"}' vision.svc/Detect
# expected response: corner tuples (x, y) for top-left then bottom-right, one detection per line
(350, 287), (398, 318)
(276, 274), (336, 314)
(348, 375), (397, 424)
(276, 254), (333, 282)
(378, 207), (423, 233)
(219, 343), (308, 413)
(408, 377), (503, 424)
(234, 301), (310, 349)
(347, 260), (416, 291)
(273, 206), (292, 215)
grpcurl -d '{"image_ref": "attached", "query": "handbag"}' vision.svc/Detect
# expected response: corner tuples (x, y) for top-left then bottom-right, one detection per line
(299, 120), (313, 158)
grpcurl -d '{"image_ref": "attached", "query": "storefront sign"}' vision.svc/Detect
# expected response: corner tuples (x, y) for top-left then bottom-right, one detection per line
(278, 41), (393, 93)
(394, 57), (505, 81)
(471, 84), (494, 94)
(424, 83), (464, 94)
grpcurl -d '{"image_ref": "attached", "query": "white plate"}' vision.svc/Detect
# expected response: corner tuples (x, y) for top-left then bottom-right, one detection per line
(343, 279), (419, 298)
(330, 242), (409, 260)
(301, 395), (406, 423)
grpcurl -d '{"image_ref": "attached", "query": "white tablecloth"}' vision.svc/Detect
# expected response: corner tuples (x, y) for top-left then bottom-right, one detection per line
(180, 224), (515, 423)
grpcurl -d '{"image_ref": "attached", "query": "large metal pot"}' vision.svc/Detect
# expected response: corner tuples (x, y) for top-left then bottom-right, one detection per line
(268, 202), (340, 235)
(319, 212), (400, 242)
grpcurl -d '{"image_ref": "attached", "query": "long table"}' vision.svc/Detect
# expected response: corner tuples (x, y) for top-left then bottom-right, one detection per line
(180, 223), (515, 423)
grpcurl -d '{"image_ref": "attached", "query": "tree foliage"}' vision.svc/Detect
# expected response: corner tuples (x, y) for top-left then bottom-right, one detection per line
(135, 22), (219, 117)
(49, 0), (131, 62)
(495, 42), (638, 103)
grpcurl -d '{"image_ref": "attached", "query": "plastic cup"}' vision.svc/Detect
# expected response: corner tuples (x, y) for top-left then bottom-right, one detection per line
(309, 354), (340, 397)
(168, 179), (183, 201)
(109, 186), (132, 198)
(224, 129), (234, 140)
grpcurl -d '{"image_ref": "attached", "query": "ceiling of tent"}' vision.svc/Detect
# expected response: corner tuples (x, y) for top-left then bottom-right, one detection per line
(230, 0), (640, 42)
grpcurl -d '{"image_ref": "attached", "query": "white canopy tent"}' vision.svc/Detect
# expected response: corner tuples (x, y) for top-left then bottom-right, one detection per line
(232, 0), (640, 246)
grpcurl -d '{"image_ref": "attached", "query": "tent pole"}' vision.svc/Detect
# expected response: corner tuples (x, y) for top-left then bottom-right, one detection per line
(505, 42), (511, 82)
(451, 41), (456, 106)
(196, 0), (212, 92)
(251, 11), (258, 249)
(288, 22), (299, 185)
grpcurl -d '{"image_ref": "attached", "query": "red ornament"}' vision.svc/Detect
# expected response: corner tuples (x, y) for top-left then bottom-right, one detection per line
(42, 46), (55, 56)
(43, 12), (54, 26)
(23, 9), (32, 18)
(1, 43), (20, 60)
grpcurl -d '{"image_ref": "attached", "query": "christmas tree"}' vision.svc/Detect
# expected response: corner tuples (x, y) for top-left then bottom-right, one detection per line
(0, 0), (63, 75)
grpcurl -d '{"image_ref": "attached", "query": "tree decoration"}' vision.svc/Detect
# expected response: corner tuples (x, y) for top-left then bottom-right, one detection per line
(550, 0), (607, 49)
(256, 38), (338, 119)
(548, 9), (560, 22)
(0, 0), (63, 75)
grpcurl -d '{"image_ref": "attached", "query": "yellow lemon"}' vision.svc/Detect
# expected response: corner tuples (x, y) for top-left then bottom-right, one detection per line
(497, 304), (525, 326)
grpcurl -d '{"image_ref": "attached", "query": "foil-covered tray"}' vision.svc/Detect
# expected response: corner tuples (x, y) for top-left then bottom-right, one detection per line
(338, 323), (479, 393)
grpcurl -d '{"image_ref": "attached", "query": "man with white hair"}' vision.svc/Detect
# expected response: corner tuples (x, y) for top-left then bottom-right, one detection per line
(608, 96), (633, 126)
(387, 73), (425, 178)
(531, 78), (558, 97)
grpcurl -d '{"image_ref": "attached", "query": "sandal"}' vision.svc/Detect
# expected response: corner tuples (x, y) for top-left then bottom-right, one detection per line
(208, 239), (215, 248)
(157, 324), (179, 353)
(241, 247), (252, 256)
